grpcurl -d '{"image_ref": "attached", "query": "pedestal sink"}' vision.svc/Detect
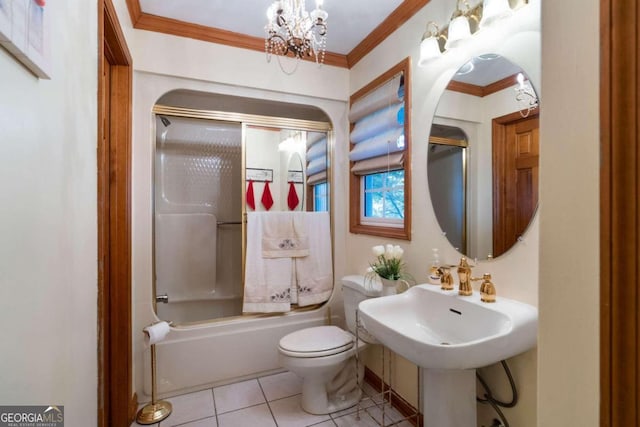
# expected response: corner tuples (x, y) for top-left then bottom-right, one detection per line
(357, 284), (537, 427)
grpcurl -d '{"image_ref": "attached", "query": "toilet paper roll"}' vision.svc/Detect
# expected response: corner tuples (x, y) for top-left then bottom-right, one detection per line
(144, 321), (170, 345)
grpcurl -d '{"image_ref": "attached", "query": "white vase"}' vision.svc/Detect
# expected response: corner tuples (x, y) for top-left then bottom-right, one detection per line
(379, 277), (410, 295)
(380, 278), (397, 296)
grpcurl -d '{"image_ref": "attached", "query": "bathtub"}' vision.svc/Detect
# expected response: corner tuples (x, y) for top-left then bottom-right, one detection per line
(141, 304), (337, 397)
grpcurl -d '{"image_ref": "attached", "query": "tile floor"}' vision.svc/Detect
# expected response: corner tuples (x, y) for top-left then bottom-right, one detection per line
(132, 371), (416, 427)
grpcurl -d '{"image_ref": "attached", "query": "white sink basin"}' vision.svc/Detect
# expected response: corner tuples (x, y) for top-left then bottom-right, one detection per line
(357, 284), (538, 370)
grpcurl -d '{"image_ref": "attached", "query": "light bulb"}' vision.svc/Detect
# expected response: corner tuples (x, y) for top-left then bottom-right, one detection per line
(445, 15), (471, 50)
(480, 0), (513, 28)
(418, 36), (442, 67)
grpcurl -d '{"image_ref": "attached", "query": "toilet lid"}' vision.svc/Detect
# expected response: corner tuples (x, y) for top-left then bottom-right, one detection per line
(279, 326), (354, 358)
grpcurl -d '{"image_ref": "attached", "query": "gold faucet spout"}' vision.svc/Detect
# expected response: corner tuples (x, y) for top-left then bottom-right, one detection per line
(457, 257), (473, 296)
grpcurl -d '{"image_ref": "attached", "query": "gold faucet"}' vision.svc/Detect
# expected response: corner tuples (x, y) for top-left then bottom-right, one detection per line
(439, 266), (454, 291)
(471, 273), (497, 303)
(457, 257), (473, 296)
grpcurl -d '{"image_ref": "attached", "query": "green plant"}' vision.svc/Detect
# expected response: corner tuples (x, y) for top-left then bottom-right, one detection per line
(368, 244), (407, 280)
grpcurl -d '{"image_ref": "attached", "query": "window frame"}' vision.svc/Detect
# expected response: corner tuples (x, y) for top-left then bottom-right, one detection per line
(349, 57), (412, 240)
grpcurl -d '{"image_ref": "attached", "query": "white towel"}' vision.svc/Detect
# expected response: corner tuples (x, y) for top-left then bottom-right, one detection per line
(296, 212), (333, 306)
(261, 212), (310, 258)
(243, 212), (292, 313)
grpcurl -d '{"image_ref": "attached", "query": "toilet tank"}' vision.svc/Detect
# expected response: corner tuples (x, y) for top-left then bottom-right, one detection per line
(341, 275), (381, 334)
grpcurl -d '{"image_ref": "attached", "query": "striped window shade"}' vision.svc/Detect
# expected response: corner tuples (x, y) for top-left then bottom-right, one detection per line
(349, 73), (405, 174)
(306, 132), (327, 185)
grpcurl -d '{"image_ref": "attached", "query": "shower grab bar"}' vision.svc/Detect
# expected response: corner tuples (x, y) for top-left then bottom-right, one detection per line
(217, 221), (243, 226)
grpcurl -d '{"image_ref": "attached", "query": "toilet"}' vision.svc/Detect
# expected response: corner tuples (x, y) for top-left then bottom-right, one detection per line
(278, 275), (380, 415)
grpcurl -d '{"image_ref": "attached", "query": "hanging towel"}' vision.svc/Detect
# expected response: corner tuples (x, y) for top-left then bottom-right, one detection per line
(261, 181), (274, 211)
(287, 182), (300, 211)
(243, 212), (292, 313)
(246, 180), (256, 210)
(261, 212), (309, 258)
(295, 211), (333, 306)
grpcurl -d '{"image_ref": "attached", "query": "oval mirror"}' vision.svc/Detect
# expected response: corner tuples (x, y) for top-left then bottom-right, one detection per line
(428, 54), (539, 260)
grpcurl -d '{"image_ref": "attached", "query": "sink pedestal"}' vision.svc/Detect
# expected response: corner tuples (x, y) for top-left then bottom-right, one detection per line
(422, 368), (476, 427)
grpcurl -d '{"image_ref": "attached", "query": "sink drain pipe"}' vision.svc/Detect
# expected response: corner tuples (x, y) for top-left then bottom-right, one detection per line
(476, 360), (518, 427)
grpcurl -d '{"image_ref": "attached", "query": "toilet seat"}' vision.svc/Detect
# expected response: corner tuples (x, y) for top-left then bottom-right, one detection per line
(279, 326), (354, 358)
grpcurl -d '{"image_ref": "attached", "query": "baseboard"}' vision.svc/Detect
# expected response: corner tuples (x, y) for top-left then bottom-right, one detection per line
(363, 367), (423, 427)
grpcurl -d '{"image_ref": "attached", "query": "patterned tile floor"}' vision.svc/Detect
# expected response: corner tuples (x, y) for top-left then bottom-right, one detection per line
(131, 371), (415, 427)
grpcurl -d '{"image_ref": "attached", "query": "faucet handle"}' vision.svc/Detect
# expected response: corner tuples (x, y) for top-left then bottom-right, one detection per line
(438, 266), (454, 291)
(471, 273), (496, 303)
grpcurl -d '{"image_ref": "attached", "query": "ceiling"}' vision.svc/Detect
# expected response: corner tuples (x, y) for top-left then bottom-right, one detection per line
(129, 0), (527, 88)
(138, 0), (404, 55)
(128, 0), (430, 67)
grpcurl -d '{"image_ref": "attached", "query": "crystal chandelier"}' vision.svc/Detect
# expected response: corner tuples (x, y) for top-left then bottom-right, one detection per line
(265, 0), (328, 73)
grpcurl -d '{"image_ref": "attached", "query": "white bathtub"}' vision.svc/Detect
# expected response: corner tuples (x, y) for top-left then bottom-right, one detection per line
(141, 305), (336, 397)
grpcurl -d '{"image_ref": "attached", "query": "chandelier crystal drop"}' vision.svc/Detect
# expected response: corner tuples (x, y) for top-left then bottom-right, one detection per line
(265, 0), (328, 71)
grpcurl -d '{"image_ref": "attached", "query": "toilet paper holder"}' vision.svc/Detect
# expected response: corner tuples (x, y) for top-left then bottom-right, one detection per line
(136, 321), (174, 425)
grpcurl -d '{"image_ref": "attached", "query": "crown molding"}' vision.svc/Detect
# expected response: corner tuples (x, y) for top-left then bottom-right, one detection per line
(446, 74), (520, 97)
(346, 0), (431, 68)
(125, 0), (430, 70)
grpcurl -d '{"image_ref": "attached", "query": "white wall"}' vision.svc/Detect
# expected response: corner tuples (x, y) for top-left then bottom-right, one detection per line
(0, 1), (98, 426)
(349, 1), (541, 425)
(538, 0), (600, 425)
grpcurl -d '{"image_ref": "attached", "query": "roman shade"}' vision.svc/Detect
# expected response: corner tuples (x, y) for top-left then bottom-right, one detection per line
(349, 73), (405, 174)
(306, 132), (327, 185)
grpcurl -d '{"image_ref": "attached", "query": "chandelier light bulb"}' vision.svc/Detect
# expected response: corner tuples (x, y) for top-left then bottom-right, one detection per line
(265, 0), (329, 73)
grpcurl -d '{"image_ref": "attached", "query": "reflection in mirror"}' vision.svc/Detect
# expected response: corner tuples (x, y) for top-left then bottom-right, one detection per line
(287, 152), (304, 211)
(428, 125), (468, 253)
(245, 127), (328, 212)
(428, 54), (539, 260)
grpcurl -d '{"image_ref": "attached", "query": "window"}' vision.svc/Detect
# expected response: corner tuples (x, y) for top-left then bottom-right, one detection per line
(349, 58), (411, 240)
(362, 170), (404, 224)
(313, 182), (328, 212)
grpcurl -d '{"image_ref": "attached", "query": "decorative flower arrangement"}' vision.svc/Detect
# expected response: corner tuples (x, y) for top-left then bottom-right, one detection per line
(368, 244), (407, 281)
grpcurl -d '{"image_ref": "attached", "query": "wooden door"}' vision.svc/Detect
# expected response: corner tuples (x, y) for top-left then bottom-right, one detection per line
(98, 1), (134, 425)
(492, 111), (539, 257)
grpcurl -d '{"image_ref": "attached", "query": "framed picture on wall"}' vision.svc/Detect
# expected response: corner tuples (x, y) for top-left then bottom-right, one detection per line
(0, 0), (51, 79)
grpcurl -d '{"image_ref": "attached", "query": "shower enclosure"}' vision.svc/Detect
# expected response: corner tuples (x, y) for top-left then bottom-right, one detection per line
(151, 93), (332, 325)
(154, 116), (243, 323)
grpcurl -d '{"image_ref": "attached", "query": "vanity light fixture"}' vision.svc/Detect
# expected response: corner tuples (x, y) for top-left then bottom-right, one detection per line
(418, 21), (446, 67)
(418, 0), (530, 67)
(444, 0), (479, 50)
(514, 72), (538, 117)
(479, 0), (513, 28)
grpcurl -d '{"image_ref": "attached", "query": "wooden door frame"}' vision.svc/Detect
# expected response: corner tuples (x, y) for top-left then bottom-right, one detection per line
(98, 0), (134, 426)
(600, 0), (639, 425)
